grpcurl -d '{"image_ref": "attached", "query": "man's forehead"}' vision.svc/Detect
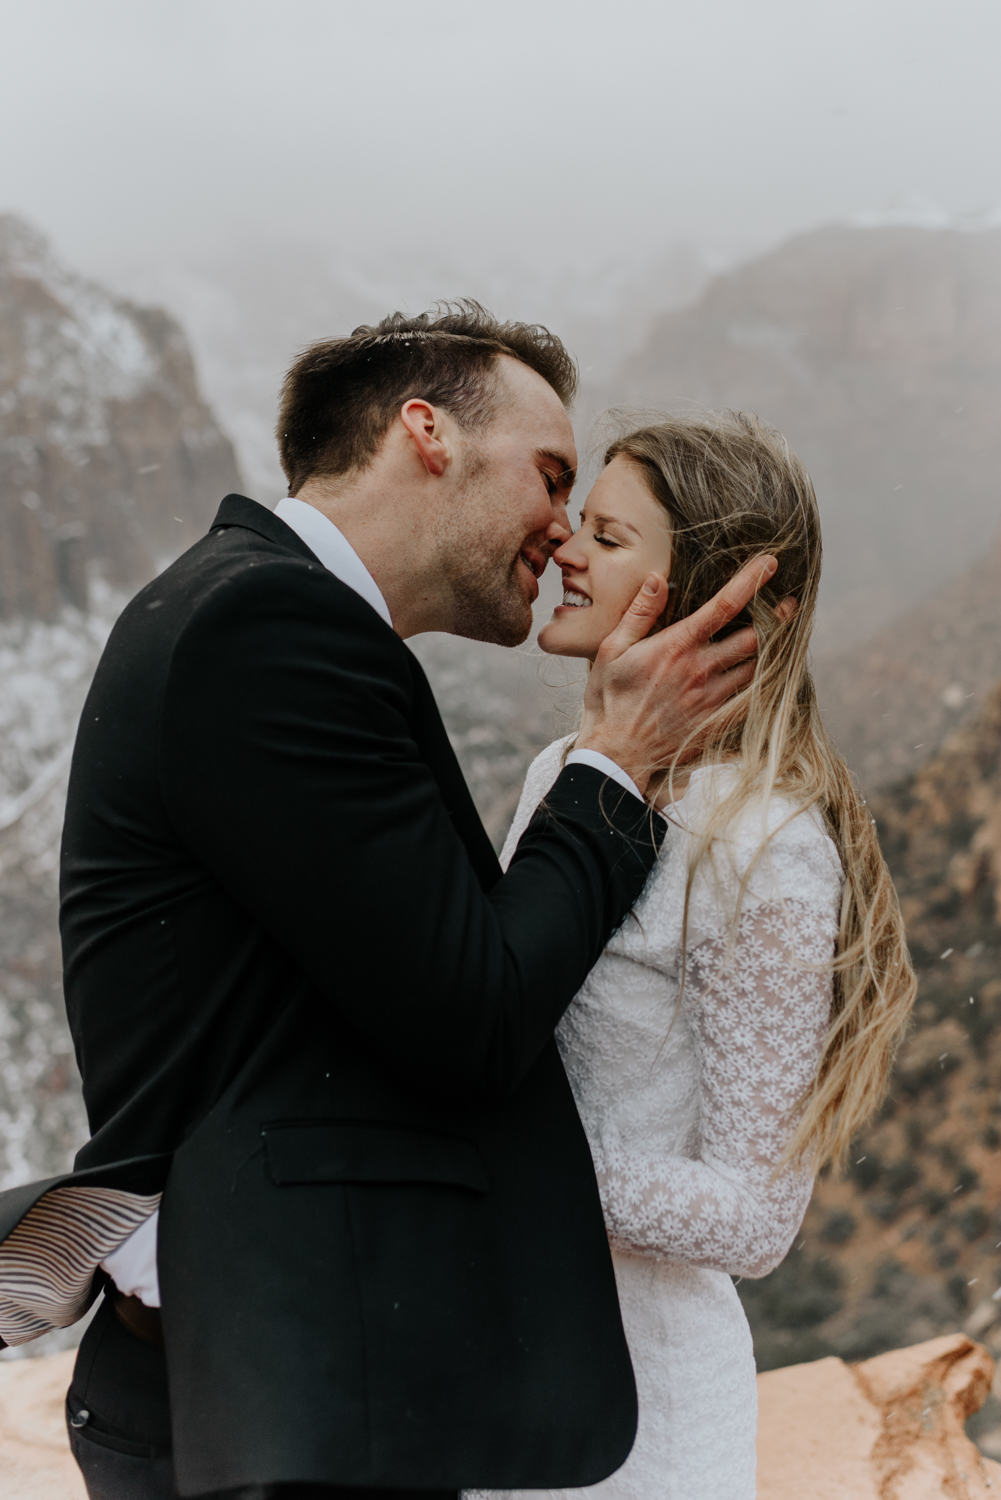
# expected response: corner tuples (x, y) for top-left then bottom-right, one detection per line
(494, 355), (576, 454)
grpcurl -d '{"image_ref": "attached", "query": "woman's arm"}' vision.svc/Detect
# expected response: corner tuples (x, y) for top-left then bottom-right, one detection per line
(594, 896), (836, 1278)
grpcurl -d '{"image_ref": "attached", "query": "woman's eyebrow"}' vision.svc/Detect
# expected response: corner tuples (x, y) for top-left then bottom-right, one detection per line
(589, 510), (643, 539)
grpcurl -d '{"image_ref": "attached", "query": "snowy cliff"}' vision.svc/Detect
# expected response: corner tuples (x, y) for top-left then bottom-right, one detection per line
(0, 213), (240, 619)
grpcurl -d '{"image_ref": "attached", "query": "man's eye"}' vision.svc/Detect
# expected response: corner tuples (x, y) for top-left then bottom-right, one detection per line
(544, 473), (558, 495)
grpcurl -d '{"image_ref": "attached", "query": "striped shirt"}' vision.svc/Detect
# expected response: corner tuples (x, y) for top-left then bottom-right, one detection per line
(0, 1187), (160, 1346)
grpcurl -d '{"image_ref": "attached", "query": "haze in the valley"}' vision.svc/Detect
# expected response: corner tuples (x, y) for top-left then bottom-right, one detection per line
(1, 0), (997, 624)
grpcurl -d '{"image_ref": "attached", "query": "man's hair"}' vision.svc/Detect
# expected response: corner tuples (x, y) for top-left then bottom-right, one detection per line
(276, 299), (578, 494)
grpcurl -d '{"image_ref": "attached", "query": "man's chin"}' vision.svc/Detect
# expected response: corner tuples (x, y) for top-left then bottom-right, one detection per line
(448, 593), (533, 648)
(452, 613), (532, 649)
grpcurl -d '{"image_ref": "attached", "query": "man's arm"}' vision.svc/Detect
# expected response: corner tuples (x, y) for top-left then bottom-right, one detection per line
(162, 562), (661, 1106)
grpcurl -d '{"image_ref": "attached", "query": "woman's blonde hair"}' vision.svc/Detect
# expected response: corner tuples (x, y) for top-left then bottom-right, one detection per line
(605, 411), (916, 1173)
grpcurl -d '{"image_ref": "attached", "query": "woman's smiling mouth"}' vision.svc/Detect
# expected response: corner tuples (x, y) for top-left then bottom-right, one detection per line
(559, 584), (592, 609)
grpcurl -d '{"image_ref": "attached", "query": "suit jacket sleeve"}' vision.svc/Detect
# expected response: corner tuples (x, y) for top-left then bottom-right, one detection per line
(160, 560), (662, 1103)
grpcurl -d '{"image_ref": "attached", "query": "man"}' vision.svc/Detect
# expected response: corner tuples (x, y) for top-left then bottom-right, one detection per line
(0, 304), (770, 1500)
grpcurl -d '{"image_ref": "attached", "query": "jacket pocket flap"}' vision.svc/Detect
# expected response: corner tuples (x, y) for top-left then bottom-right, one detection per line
(262, 1122), (488, 1194)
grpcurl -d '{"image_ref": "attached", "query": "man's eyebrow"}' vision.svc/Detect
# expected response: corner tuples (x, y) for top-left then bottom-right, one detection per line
(589, 510), (643, 539)
(537, 449), (576, 486)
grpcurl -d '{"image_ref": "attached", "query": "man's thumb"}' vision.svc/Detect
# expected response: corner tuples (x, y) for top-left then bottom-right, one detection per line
(599, 573), (669, 660)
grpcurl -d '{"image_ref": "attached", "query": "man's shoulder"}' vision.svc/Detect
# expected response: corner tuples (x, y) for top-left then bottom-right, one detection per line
(92, 503), (408, 715)
(145, 506), (397, 648)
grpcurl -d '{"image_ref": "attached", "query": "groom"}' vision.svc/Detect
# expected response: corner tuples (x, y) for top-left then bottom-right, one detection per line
(27, 305), (768, 1500)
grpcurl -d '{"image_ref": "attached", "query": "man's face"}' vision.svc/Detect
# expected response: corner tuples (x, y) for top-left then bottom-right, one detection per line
(436, 356), (577, 647)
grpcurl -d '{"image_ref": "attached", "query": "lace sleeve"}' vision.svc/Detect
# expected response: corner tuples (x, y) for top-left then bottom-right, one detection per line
(594, 898), (835, 1279)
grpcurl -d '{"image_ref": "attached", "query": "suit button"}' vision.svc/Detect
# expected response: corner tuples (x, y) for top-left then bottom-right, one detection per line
(70, 1409), (90, 1429)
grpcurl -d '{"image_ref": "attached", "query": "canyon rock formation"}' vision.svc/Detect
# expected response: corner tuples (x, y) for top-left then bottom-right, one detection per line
(0, 218), (242, 1214)
(0, 213), (241, 619)
(813, 532), (1001, 793)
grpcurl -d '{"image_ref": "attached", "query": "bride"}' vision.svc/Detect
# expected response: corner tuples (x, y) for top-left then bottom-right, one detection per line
(469, 412), (915, 1500)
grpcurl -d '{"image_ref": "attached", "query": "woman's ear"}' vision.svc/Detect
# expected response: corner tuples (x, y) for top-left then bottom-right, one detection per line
(774, 596), (798, 623)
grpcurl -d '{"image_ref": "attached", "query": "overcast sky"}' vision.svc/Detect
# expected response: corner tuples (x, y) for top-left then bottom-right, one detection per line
(2, 0), (1000, 282)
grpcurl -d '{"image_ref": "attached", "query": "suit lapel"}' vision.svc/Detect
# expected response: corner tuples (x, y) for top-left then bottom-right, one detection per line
(406, 651), (502, 893)
(210, 494), (320, 563)
(210, 497), (503, 892)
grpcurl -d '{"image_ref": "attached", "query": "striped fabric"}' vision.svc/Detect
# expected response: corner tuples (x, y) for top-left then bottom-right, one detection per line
(0, 1186), (161, 1346)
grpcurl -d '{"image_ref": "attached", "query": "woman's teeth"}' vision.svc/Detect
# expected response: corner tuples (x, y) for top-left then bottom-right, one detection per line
(562, 589), (591, 608)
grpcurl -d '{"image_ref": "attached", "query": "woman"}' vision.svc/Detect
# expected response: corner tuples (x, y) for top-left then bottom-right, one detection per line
(469, 413), (915, 1500)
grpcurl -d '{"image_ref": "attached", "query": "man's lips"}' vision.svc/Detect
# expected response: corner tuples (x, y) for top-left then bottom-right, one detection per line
(518, 550), (543, 601)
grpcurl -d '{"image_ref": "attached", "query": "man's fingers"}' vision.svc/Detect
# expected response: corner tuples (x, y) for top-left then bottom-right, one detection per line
(703, 624), (758, 673)
(715, 656), (756, 698)
(597, 572), (669, 660)
(680, 554), (778, 647)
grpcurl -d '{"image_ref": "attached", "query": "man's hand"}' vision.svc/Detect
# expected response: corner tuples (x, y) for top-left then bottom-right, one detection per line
(576, 555), (779, 795)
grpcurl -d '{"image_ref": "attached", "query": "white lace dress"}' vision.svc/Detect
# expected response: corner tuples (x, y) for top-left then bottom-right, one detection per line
(468, 740), (843, 1500)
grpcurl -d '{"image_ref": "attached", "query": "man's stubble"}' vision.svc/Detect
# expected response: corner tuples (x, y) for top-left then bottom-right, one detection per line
(434, 450), (535, 649)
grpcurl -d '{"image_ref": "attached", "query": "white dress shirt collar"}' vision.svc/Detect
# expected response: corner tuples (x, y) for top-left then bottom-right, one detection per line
(273, 497), (393, 631)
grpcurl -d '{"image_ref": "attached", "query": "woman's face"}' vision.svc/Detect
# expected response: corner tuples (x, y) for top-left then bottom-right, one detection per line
(538, 455), (673, 660)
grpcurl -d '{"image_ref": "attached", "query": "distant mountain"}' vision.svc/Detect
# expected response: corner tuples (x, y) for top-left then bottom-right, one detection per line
(0, 213), (241, 619)
(107, 240), (713, 500)
(606, 224), (1001, 648)
(0, 216), (245, 1225)
(813, 530), (1001, 791)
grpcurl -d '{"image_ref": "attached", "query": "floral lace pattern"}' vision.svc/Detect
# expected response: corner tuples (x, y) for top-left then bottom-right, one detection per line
(595, 898), (835, 1278)
(466, 740), (842, 1500)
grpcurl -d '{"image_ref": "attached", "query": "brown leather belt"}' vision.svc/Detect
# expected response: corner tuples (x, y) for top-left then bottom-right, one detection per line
(112, 1289), (164, 1348)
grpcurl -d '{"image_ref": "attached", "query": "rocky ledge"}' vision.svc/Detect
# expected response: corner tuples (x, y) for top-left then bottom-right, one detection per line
(758, 1333), (1001, 1497)
(0, 1333), (998, 1497)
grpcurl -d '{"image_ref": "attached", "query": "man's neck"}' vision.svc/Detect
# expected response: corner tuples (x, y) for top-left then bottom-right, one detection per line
(292, 478), (441, 639)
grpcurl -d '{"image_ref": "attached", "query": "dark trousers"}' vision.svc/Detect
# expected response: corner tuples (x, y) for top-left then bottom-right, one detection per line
(67, 1295), (458, 1500)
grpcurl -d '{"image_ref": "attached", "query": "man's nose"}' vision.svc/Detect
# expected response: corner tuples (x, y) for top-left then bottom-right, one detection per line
(546, 507), (572, 549)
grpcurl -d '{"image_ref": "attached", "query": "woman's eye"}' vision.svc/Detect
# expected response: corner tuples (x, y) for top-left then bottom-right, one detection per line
(594, 533), (619, 548)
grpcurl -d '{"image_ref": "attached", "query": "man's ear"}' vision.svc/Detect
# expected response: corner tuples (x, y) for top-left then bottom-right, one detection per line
(400, 399), (450, 477)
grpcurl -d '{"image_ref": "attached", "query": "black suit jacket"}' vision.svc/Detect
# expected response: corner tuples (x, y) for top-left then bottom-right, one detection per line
(48, 496), (664, 1494)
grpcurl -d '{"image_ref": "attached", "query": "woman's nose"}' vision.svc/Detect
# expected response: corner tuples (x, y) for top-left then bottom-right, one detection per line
(552, 533), (586, 569)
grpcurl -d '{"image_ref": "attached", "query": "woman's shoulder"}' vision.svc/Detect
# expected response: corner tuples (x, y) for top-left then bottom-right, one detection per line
(526, 732), (576, 785)
(683, 767), (844, 910)
(499, 734), (576, 871)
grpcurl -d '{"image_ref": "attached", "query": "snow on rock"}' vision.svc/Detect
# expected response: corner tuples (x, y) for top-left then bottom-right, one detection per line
(0, 589), (127, 1201)
(0, 213), (243, 1213)
(0, 212), (242, 619)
